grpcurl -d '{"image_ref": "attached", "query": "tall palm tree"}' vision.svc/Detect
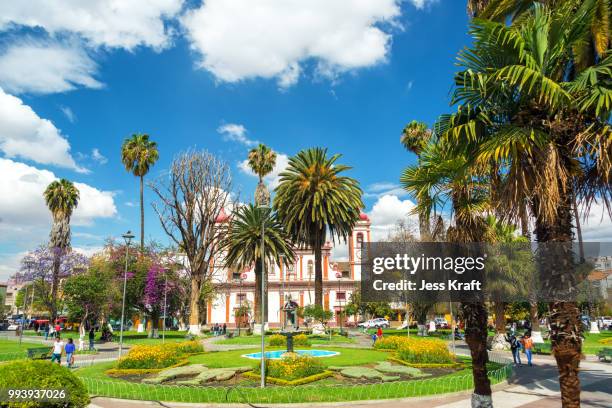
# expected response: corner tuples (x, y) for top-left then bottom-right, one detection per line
(121, 134), (159, 251)
(441, 4), (612, 405)
(401, 121), (434, 240)
(44, 179), (79, 321)
(274, 148), (363, 307)
(221, 204), (294, 323)
(402, 140), (493, 407)
(247, 144), (277, 206)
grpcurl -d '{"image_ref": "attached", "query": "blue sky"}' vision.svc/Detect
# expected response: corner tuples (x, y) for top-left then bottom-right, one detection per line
(1, 1), (609, 280)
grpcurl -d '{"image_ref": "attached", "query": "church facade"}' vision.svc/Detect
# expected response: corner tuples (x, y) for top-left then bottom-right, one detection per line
(206, 212), (371, 328)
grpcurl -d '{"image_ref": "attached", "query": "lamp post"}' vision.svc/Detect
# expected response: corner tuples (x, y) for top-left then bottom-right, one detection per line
(335, 272), (343, 335)
(449, 301), (455, 355)
(119, 230), (134, 357)
(259, 204), (269, 388)
(21, 257), (35, 345)
(162, 268), (168, 344)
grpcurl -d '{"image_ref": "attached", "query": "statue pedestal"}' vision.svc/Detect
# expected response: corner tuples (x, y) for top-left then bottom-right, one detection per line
(531, 331), (545, 344)
(589, 322), (600, 334)
(137, 323), (145, 333)
(253, 323), (268, 335)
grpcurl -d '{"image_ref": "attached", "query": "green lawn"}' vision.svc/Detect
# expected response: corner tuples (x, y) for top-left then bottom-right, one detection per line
(537, 331), (612, 355)
(100, 330), (192, 345)
(216, 334), (355, 346)
(0, 339), (41, 354)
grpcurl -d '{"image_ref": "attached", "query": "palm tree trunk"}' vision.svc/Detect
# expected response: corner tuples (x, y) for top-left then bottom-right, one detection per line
(314, 229), (323, 307)
(494, 302), (505, 333)
(419, 214), (431, 241)
(50, 248), (61, 322)
(462, 302), (492, 407)
(572, 190), (584, 263)
(140, 175), (145, 252)
(534, 192), (581, 408)
(254, 258), (263, 324)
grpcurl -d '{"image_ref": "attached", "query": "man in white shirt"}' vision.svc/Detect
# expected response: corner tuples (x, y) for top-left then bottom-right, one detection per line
(50, 337), (64, 364)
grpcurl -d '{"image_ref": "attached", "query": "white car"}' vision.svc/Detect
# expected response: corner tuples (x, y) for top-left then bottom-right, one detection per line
(7, 324), (19, 331)
(599, 316), (612, 329)
(358, 318), (389, 329)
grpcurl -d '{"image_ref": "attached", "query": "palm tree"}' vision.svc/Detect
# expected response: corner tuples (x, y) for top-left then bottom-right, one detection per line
(274, 148), (363, 307)
(44, 179), (79, 321)
(402, 139), (493, 406)
(441, 4), (612, 405)
(121, 134), (159, 251)
(247, 144), (277, 206)
(401, 121), (434, 240)
(221, 204), (295, 323)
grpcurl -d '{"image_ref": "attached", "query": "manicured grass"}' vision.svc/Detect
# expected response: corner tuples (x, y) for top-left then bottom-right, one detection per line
(187, 346), (388, 368)
(0, 339), (42, 353)
(100, 330), (192, 345)
(216, 334), (355, 346)
(537, 331), (612, 355)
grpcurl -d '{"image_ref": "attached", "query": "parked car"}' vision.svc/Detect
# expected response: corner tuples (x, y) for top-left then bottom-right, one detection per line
(599, 316), (612, 329)
(7, 324), (19, 331)
(357, 318), (389, 329)
(434, 317), (449, 329)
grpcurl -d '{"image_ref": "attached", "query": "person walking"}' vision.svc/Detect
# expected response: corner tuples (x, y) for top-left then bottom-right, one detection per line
(50, 337), (64, 364)
(376, 326), (383, 339)
(65, 338), (75, 368)
(506, 333), (522, 366)
(88, 327), (95, 351)
(521, 332), (534, 366)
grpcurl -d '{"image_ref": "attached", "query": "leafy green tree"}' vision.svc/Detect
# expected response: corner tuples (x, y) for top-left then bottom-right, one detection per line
(274, 148), (363, 306)
(302, 305), (334, 333)
(247, 144), (277, 206)
(63, 270), (109, 332)
(121, 133), (159, 251)
(221, 204), (295, 324)
(43, 179), (80, 321)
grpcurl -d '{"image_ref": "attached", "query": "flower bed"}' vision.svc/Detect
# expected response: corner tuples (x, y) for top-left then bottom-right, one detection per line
(115, 341), (204, 370)
(243, 370), (334, 385)
(268, 333), (311, 347)
(374, 336), (455, 365)
(258, 354), (325, 381)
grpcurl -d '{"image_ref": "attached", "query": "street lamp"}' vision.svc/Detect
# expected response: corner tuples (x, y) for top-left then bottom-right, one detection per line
(335, 272), (343, 336)
(258, 204), (269, 388)
(162, 267), (168, 344)
(20, 257), (35, 345)
(119, 230), (134, 356)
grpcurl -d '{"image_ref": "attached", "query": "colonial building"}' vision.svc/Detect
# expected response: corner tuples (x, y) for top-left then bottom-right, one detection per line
(206, 211), (371, 328)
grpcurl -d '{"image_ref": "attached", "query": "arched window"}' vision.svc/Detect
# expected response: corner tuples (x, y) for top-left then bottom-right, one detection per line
(307, 260), (314, 278)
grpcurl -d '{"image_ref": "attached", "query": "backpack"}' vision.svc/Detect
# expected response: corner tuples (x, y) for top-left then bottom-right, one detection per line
(510, 337), (519, 349)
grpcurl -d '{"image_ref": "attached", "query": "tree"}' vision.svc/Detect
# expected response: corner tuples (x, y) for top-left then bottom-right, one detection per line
(150, 150), (233, 334)
(247, 144), (277, 206)
(221, 204), (294, 324)
(442, 4), (612, 404)
(63, 270), (109, 335)
(402, 140), (493, 405)
(121, 133), (159, 251)
(302, 305), (334, 333)
(15, 246), (89, 319)
(44, 179), (79, 321)
(401, 121), (434, 240)
(274, 148), (363, 307)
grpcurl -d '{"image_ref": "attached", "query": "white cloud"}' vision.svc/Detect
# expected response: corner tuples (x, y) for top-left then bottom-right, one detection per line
(409, 0), (438, 9)
(181, 0), (401, 87)
(60, 106), (76, 123)
(364, 181), (409, 198)
(217, 123), (258, 146)
(0, 87), (87, 172)
(91, 148), (108, 164)
(239, 152), (289, 189)
(579, 202), (612, 242)
(125, 201), (138, 208)
(0, 158), (117, 241)
(0, 0), (183, 50)
(367, 194), (418, 241)
(0, 39), (102, 95)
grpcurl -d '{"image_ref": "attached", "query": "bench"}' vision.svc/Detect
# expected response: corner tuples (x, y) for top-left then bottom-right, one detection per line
(597, 348), (612, 362)
(27, 347), (51, 360)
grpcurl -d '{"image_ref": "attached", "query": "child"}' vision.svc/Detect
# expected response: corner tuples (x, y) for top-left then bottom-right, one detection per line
(371, 333), (378, 346)
(376, 326), (383, 339)
(521, 332), (534, 366)
(65, 338), (76, 368)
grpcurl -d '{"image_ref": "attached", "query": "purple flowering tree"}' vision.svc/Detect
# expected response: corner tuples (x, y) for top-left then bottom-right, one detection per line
(143, 260), (183, 338)
(15, 245), (89, 320)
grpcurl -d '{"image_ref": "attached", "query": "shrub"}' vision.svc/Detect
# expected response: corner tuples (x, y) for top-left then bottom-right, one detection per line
(373, 336), (407, 350)
(0, 360), (89, 407)
(260, 355), (324, 381)
(169, 340), (204, 354)
(116, 344), (181, 369)
(396, 338), (455, 364)
(294, 334), (311, 346)
(269, 334), (286, 346)
(598, 337), (612, 345)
